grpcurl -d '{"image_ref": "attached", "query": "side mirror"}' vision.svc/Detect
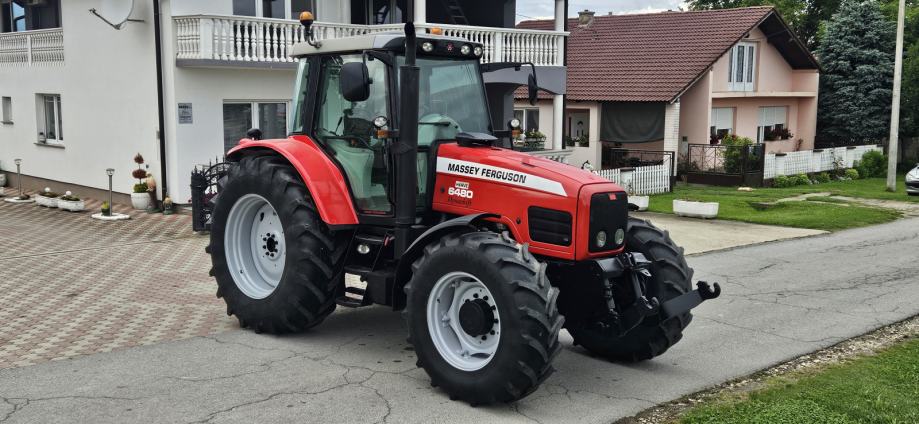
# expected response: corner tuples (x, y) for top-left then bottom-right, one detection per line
(246, 128), (262, 140)
(340, 62), (371, 102)
(527, 73), (538, 106)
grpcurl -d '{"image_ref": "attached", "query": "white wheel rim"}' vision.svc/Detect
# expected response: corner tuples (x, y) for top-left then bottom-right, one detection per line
(426, 271), (501, 372)
(224, 194), (286, 299)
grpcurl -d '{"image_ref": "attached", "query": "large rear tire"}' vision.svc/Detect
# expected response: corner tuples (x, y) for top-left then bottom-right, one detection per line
(207, 154), (343, 334)
(404, 232), (563, 405)
(566, 217), (693, 362)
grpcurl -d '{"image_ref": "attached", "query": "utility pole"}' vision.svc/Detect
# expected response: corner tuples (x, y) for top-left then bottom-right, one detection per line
(887, 0), (906, 191)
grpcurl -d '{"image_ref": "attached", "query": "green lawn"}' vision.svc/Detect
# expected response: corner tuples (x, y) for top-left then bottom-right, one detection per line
(647, 176), (910, 231)
(680, 338), (919, 424)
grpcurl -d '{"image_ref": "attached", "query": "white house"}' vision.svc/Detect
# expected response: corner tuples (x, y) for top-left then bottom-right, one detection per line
(0, 0), (568, 204)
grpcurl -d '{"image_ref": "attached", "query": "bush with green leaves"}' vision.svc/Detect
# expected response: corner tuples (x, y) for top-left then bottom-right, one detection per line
(815, 172), (832, 183)
(794, 174), (812, 185)
(845, 168), (860, 180)
(133, 182), (148, 193)
(773, 175), (795, 188)
(721, 134), (755, 173)
(854, 150), (887, 178)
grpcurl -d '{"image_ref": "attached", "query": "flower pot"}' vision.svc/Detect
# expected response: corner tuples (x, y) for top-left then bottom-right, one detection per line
(131, 192), (151, 210)
(57, 198), (85, 212)
(673, 199), (719, 219)
(629, 195), (649, 211)
(35, 195), (59, 208)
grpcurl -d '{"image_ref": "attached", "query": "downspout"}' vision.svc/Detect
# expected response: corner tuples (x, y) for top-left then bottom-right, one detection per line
(153, 0), (169, 200)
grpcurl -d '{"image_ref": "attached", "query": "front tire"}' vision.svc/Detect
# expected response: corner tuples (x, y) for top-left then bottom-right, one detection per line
(404, 232), (563, 405)
(207, 154), (342, 334)
(566, 217), (693, 362)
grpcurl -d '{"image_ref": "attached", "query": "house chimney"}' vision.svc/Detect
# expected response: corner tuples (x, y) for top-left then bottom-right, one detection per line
(578, 9), (595, 27)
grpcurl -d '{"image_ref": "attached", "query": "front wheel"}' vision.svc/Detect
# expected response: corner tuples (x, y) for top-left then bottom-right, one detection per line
(565, 217), (694, 362)
(404, 232), (563, 405)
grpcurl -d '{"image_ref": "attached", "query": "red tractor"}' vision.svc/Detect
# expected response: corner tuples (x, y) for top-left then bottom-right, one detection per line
(207, 12), (719, 405)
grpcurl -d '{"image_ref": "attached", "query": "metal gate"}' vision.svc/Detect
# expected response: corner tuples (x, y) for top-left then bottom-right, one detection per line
(685, 144), (765, 187)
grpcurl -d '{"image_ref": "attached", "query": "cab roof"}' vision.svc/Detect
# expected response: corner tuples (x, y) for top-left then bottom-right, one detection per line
(290, 32), (482, 58)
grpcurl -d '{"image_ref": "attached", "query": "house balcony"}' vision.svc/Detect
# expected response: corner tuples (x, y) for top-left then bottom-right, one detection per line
(173, 15), (567, 68)
(0, 28), (64, 66)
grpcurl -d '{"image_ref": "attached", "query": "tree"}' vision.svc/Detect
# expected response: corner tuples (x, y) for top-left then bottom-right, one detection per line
(816, 0), (896, 144)
(882, 0), (919, 136)
(686, 0), (833, 49)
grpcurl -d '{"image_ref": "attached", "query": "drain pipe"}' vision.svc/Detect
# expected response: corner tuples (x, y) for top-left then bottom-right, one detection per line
(153, 0), (169, 200)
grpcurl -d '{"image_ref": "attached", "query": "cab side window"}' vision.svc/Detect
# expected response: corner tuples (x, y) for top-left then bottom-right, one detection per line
(314, 54), (391, 213)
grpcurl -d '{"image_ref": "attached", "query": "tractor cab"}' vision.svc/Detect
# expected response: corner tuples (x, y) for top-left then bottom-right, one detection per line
(287, 30), (497, 217)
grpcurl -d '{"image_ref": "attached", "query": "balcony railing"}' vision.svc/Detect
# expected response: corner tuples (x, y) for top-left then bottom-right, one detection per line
(0, 28), (64, 66)
(174, 15), (566, 66)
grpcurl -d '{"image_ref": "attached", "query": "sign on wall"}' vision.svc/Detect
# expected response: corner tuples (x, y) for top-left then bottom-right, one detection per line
(178, 103), (193, 124)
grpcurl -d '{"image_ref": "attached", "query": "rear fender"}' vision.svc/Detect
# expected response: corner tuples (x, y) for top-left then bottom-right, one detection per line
(227, 135), (359, 226)
(392, 213), (499, 310)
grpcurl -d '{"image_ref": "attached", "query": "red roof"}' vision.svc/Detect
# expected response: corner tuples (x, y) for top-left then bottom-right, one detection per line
(517, 7), (807, 102)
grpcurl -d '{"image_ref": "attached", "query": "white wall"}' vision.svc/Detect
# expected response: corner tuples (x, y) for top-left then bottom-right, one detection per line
(0, 0), (160, 196)
(168, 67), (297, 202)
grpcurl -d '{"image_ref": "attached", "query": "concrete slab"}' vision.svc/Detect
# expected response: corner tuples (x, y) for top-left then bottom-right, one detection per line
(633, 212), (827, 255)
(2, 217), (918, 424)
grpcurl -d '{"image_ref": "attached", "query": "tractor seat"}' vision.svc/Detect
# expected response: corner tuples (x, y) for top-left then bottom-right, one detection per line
(326, 138), (386, 205)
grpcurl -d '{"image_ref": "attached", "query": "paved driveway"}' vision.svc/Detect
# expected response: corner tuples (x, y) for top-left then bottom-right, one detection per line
(2, 200), (918, 423)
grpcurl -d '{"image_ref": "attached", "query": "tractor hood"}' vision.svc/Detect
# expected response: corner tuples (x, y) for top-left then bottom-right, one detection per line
(435, 143), (620, 199)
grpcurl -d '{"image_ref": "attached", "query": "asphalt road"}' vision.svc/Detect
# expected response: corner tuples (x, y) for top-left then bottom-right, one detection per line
(2, 217), (919, 424)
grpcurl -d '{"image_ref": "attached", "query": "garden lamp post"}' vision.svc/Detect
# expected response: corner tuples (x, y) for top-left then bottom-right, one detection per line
(14, 158), (23, 199)
(106, 168), (115, 216)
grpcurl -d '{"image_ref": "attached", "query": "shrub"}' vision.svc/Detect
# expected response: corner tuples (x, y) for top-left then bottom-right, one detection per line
(722, 135), (755, 173)
(773, 175), (795, 188)
(794, 173), (811, 186)
(38, 187), (60, 198)
(815, 172), (832, 183)
(133, 182), (149, 193)
(854, 150), (887, 178)
(845, 168), (860, 180)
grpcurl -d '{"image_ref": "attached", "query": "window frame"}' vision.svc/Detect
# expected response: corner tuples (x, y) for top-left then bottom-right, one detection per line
(36, 93), (62, 145)
(710, 107), (734, 142)
(1, 96), (11, 124)
(222, 100), (290, 152)
(232, 0), (317, 20)
(514, 107), (540, 133)
(728, 42), (756, 92)
(757, 106), (788, 142)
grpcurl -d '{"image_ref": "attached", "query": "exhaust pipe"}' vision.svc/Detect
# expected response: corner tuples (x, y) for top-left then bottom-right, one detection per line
(394, 11), (420, 255)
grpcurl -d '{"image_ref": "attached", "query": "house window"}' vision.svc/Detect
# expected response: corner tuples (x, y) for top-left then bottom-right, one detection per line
(728, 42), (756, 91)
(36, 94), (62, 145)
(710, 107), (734, 142)
(2, 0), (61, 33)
(1, 96), (11, 123)
(368, 0), (407, 24)
(223, 101), (288, 152)
(233, 0), (316, 19)
(514, 108), (540, 132)
(758, 106), (788, 142)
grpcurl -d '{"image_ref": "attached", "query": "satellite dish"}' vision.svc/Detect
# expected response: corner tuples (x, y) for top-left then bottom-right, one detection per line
(90, 0), (141, 30)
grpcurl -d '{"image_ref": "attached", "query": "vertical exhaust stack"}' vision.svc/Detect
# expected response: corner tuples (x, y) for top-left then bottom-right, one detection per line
(394, 8), (420, 255)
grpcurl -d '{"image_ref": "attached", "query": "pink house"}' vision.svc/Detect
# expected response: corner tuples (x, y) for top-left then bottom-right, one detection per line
(516, 7), (820, 169)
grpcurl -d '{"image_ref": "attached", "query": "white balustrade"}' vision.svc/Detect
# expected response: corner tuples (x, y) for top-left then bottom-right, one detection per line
(0, 28), (64, 66)
(529, 149), (573, 164)
(174, 15), (567, 66)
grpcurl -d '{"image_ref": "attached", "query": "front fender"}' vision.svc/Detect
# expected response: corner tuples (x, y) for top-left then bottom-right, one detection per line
(392, 213), (499, 309)
(228, 135), (359, 226)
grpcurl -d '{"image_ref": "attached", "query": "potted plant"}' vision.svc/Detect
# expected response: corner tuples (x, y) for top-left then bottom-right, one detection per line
(673, 198), (719, 219)
(57, 191), (85, 212)
(101, 201), (111, 216)
(35, 187), (61, 208)
(576, 133), (589, 148)
(523, 129), (546, 151)
(131, 153), (152, 210)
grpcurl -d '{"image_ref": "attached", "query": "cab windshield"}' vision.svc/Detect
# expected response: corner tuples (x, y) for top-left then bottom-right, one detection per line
(398, 56), (491, 134)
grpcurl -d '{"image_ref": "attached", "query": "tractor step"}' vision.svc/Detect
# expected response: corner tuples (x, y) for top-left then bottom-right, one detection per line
(336, 285), (371, 308)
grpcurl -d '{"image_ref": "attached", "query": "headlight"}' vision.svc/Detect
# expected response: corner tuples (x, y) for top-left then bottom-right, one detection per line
(508, 118), (521, 129)
(473, 46), (483, 57)
(614, 229), (625, 246)
(460, 44), (472, 55)
(596, 231), (607, 248)
(421, 42), (434, 53)
(907, 168), (919, 181)
(373, 116), (388, 129)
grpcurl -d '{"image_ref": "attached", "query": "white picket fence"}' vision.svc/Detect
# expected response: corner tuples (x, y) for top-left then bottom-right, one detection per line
(594, 163), (671, 195)
(763, 145), (881, 179)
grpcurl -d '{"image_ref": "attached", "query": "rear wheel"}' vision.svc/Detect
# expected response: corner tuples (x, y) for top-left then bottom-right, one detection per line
(207, 154), (343, 334)
(404, 232), (563, 405)
(565, 217), (693, 362)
